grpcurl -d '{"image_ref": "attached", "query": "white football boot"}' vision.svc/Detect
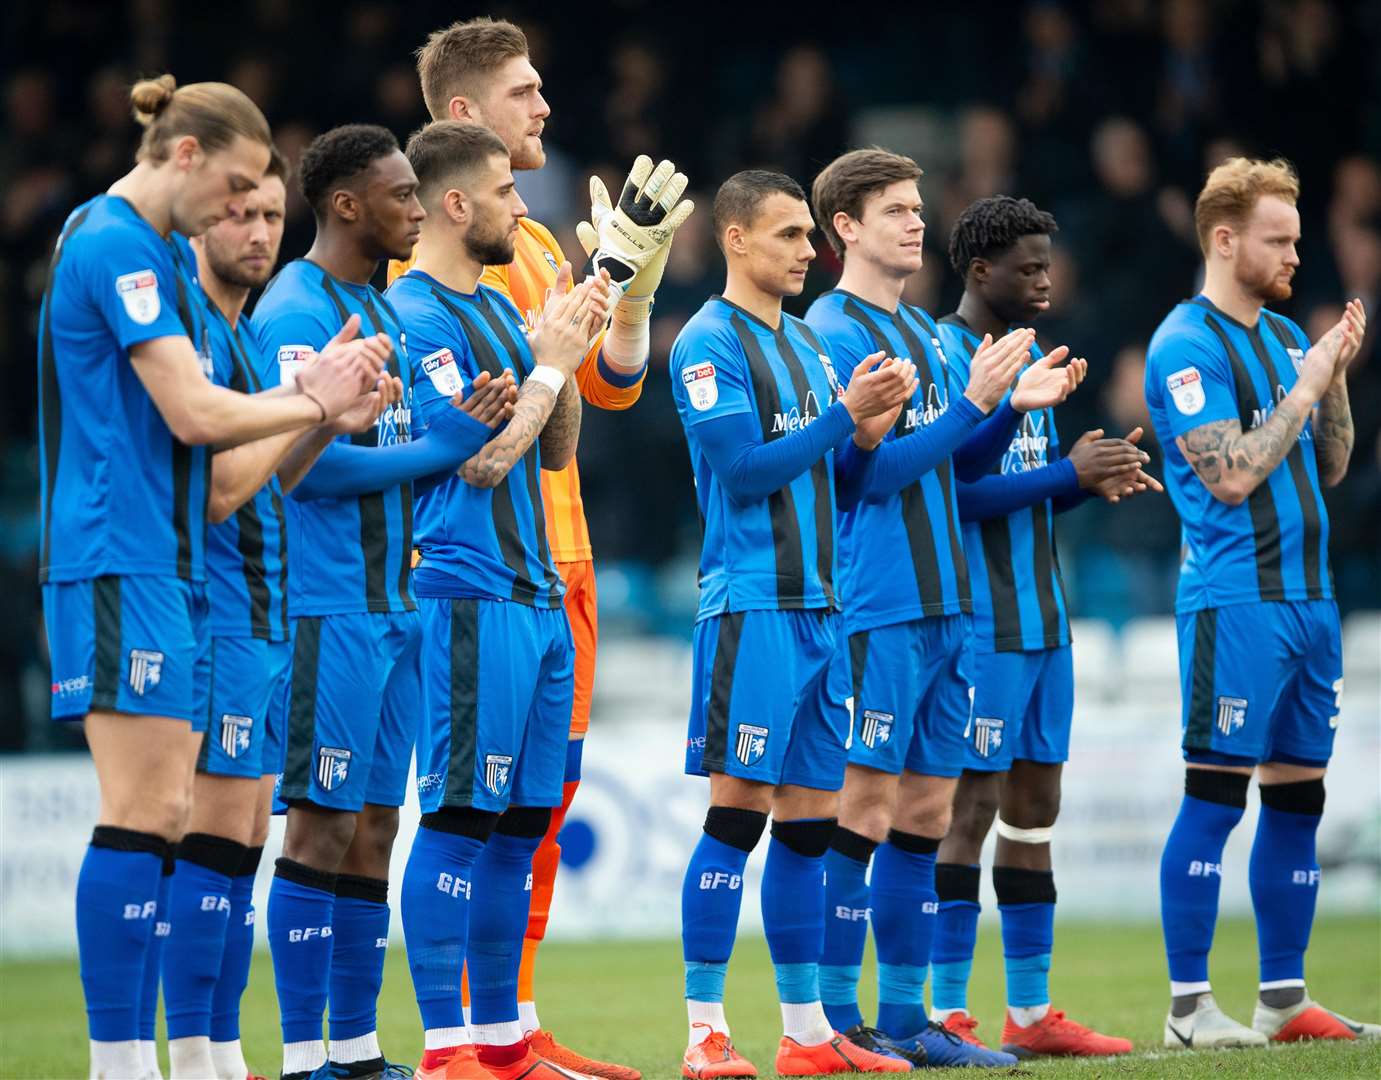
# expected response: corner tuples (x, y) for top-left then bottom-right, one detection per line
(1164, 995), (1268, 1049)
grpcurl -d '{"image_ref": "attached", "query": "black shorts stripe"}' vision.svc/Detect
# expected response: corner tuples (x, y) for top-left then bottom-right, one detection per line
(469, 298), (563, 607)
(38, 207), (94, 582)
(195, 637), (217, 771)
(91, 575), (122, 710)
(1202, 315), (1284, 600)
(848, 630), (870, 711)
(443, 599), (480, 806)
(1258, 318), (1326, 599)
(731, 316), (808, 609)
(702, 612), (746, 772)
(841, 299), (945, 612)
(1028, 500), (1062, 644)
(431, 290), (543, 606)
(281, 616), (323, 801)
(1184, 608), (1218, 751)
(895, 306), (971, 607)
(772, 325), (835, 608)
(170, 272), (199, 579)
(980, 516), (1024, 647)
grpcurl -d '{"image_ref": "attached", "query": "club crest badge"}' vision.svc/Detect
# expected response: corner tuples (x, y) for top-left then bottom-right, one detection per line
(972, 716), (1004, 758)
(317, 746), (351, 792)
(484, 753), (513, 797)
(859, 709), (893, 750)
(1167, 366), (1206, 416)
(1286, 347), (1304, 373)
(683, 362), (718, 411)
(115, 269), (161, 325)
(735, 724), (768, 767)
(818, 354), (839, 394)
(421, 347), (464, 396)
(1216, 696), (1247, 736)
(128, 649), (164, 696)
(219, 714), (253, 759)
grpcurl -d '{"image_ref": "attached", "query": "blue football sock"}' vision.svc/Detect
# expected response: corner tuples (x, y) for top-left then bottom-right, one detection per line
(328, 876), (389, 1045)
(163, 834), (244, 1040)
(77, 829), (166, 1042)
(267, 857), (337, 1045)
(761, 820), (833, 1006)
(931, 863), (981, 1013)
(682, 808), (766, 1002)
(1250, 780), (1325, 987)
(994, 867), (1056, 1010)
(820, 828), (875, 1031)
(1159, 772), (1248, 988)
(402, 823), (486, 1034)
(468, 823), (543, 1030)
(210, 847), (261, 1044)
(141, 855), (174, 1044)
(872, 832), (939, 1038)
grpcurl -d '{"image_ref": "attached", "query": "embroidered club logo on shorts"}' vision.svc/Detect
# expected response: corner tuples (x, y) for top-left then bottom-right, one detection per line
(276, 345), (315, 388)
(219, 714), (253, 759)
(683, 362), (718, 411)
(421, 347), (465, 396)
(1216, 696), (1248, 736)
(972, 716), (1004, 758)
(859, 709), (893, 749)
(735, 724), (768, 766)
(484, 754), (513, 797)
(128, 649), (164, 696)
(115, 269), (160, 325)
(1167, 366), (1205, 415)
(317, 746), (351, 791)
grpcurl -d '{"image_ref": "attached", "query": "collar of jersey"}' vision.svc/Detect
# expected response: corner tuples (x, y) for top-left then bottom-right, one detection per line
(821, 287), (906, 319)
(712, 294), (789, 334)
(404, 268), (484, 302)
(298, 257), (374, 295)
(1190, 293), (1267, 333)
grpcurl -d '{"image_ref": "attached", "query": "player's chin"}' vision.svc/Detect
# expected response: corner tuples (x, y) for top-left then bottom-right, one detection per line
(782, 270), (809, 295)
(514, 139), (545, 171)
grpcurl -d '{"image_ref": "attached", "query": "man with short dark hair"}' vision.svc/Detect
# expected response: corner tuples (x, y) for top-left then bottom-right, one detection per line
(670, 168), (918, 1078)
(254, 123), (515, 1080)
(806, 150), (1081, 1069)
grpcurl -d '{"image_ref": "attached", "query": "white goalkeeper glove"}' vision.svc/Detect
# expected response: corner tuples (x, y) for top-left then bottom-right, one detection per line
(576, 155), (694, 324)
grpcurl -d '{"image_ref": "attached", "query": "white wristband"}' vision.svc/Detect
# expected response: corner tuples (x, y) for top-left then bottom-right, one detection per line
(526, 365), (566, 394)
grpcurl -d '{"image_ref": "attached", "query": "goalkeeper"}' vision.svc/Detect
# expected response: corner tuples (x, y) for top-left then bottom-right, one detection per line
(392, 17), (692, 1080)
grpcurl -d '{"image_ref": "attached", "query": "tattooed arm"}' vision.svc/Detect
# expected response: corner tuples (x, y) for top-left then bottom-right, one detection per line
(1176, 404), (1311, 506)
(1313, 372), (1355, 487)
(458, 379), (559, 489)
(538, 375), (582, 471)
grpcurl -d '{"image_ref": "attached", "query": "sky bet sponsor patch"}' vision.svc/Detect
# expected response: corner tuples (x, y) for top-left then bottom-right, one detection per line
(421, 347), (465, 396)
(115, 269), (160, 325)
(683, 362), (718, 411)
(1167, 365), (1206, 415)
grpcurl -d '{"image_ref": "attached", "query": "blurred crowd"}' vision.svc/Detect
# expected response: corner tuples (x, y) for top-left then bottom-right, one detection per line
(3, 0), (1380, 746)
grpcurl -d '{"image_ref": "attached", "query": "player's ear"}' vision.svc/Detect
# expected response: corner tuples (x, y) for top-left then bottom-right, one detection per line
(443, 187), (467, 225)
(833, 210), (856, 249)
(971, 257), (990, 285)
(448, 95), (477, 123)
(330, 187), (361, 224)
(1212, 223), (1235, 259)
(170, 134), (203, 173)
(724, 223), (746, 257)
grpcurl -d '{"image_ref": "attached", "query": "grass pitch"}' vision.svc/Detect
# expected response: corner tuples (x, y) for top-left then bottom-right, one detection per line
(2, 916), (1378, 1078)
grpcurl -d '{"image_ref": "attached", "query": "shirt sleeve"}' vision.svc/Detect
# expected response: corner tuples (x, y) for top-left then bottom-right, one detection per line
(1146, 328), (1242, 440)
(405, 303), (481, 432)
(82, 225), (189, 351)
(671, 322), (754, 428)
(251, 305), (337, 390)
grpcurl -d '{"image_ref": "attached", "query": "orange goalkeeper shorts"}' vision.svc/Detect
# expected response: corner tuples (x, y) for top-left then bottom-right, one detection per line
(556, 559), (596, 738)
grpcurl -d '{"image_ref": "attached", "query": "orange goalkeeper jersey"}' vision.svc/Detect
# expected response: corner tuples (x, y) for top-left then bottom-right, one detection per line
(389, 216), (645, 562)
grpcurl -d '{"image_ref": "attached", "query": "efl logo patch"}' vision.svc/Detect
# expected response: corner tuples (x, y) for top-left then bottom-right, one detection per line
(734, 724), (768, 766)
(421, 347), (464, 396)
(115, 269), (160, 325)
(1167, 366), (1205, 416)
(1216, 696), (1247, 736)
(277, 345), (314, 388)
(859, 709), (893, 749)
(484, 754), (513, 797)
(128, 649), (164, 696)
(219, 714), (253, 759)
(683, 362), (718, 411)
(972, 716), (1004, 758)
(317, 746), (351, 791)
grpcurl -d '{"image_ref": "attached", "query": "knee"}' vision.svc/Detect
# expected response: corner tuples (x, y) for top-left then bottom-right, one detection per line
(952, 782), (999, 839)
(896, 794), (952, 840)
(113, 787), (191, 842)
(1002, 787), (1061, 830)
(283, 806), (356, 869)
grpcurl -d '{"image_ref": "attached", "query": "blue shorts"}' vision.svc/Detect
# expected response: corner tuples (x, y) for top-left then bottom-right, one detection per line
(196, 636), (293, 778)
(687, 609), (850, 791)
(963, 645), (1073, 772)
(44, 574), (210, 727)
(279, 610), (421, 811)
(847, 614), (972, 778)
(415, 597), (574, 814)
(1177, 600), (1342, 767)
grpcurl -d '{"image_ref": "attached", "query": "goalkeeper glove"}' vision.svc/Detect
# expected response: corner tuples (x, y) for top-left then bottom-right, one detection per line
(576, 155), (694, 323)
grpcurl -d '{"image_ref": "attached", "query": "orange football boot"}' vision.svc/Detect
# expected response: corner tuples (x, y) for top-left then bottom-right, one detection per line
(527, 1030), (641, 1080)
(1000, 1009), (1133, 1057)
(775, 1033), (911, 1074)
(682, 1025), (757, 1079)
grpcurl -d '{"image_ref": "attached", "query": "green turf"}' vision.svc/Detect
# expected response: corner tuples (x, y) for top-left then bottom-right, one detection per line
(3, 916), (1378, 1078)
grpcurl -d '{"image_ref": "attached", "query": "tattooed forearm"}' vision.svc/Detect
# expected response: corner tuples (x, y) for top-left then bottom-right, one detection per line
(457, 381), (557, 489)
(1313, 376), (1354, 486)
(1176, 399), (1310, 504)
(538, 376), (582, 471)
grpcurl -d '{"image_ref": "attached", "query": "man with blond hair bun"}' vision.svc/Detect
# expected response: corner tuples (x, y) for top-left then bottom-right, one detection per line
(389, 17), (694, 1080)
(1146, 156), (1378, 1049)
